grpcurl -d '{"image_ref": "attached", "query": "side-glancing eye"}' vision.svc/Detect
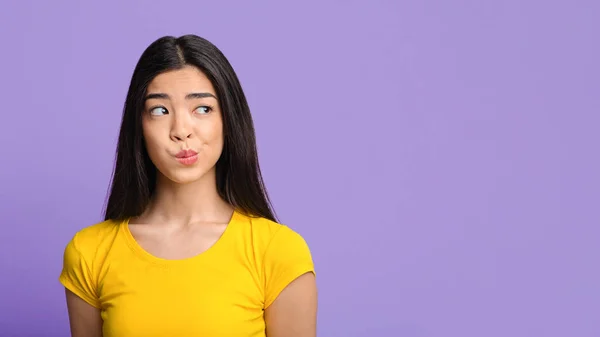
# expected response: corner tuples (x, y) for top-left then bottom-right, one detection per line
(194, 106), (213, 115)
(150, 106), (168, 115)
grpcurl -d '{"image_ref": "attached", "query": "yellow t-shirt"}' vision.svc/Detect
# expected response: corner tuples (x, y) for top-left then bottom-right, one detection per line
(59, 210), (315, 337)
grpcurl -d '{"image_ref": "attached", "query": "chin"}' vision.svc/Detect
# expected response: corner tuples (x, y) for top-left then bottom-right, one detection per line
(160, 167), (214, 185)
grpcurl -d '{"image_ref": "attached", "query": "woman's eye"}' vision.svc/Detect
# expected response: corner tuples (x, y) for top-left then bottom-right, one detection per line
(195, 106), (212, 114)
(150, 107), (168, 115)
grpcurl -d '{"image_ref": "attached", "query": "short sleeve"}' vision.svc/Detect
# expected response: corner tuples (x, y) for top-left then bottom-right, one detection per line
(263, 226), (315, 308)
(58, 233), (101, 308)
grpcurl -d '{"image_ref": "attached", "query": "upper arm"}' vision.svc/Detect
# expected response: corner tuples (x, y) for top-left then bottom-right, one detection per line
(262, 225), (317, 337)
(65, 288), (103, 337)
(265, 272), (317, 337)
(59, 232), (103, 336)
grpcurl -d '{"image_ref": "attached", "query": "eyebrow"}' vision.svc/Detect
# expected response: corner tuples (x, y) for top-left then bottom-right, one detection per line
(145, 92), (217, 100)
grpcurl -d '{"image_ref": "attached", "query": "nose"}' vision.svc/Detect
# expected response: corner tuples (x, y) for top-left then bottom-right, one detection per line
(170, 114), (193, 141)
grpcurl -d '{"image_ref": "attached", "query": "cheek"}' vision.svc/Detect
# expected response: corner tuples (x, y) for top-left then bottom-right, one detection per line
(197, 119), (224, 145)
(142, 125), (163, 156)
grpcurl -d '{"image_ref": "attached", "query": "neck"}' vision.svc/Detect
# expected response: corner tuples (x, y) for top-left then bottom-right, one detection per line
(139, 169), (233, 226)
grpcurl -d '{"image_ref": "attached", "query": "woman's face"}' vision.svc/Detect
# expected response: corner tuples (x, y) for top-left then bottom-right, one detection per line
(142, 66), (224, 185)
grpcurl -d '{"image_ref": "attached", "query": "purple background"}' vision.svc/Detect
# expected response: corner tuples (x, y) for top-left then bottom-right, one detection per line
(1, 0), (598, 336)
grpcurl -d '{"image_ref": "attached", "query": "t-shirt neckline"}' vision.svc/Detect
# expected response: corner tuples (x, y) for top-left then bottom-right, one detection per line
(120, 209), (241, 265)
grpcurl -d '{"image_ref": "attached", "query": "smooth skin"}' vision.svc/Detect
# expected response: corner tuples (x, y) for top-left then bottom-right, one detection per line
(64, 66), (317, 336)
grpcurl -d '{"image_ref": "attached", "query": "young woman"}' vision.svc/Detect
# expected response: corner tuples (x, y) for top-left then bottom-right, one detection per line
(59, 34), (317, 337)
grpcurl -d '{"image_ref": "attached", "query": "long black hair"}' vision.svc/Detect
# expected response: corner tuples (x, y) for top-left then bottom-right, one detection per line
(103, 34), (277, 223)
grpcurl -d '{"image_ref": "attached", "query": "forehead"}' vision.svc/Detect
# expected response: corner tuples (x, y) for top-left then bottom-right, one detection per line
(147, 66), (216, 95)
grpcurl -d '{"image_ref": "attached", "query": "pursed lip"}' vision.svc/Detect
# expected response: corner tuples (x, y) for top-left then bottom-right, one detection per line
(175, 149), (198, 158)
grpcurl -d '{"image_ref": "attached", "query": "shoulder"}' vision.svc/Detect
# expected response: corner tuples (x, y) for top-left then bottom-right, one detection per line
(235, 213), (315, 308)
(62, 219), (122, 263)
(235, 212), (311, 254)
(59, 219), (122, 308)
(66, 219), (121, 247)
